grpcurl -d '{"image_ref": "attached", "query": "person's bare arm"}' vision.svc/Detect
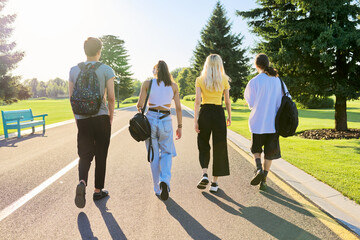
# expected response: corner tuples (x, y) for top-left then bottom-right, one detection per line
(224, 89), (231, 126)
(194, 87), (201, 133)
(106, 77), (116, 125)
(136, 80), (150, 112)
(173, 83), (182, 140)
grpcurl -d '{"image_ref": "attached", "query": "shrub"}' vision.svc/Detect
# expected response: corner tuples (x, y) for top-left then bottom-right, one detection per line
(296, 96), (334, 109)
(37, 97), (49, 100)
(183, 95), (196, 101)
(122, 96), (139, 104)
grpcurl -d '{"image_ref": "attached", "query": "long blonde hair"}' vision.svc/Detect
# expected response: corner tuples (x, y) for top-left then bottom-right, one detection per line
(199, 54), (229, 92)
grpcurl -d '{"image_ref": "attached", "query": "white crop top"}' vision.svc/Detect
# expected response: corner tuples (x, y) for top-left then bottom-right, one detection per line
(148, 79), (174, 109)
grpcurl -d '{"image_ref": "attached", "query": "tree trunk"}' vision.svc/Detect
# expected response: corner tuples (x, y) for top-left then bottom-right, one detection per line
(335, 95), (348, 131)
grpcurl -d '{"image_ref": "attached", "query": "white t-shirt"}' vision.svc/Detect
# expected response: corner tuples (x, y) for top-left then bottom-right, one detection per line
(244, 73), (290, 134)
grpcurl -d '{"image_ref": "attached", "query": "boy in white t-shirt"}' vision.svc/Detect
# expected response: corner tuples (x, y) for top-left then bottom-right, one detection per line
(244, 53), (290, 190)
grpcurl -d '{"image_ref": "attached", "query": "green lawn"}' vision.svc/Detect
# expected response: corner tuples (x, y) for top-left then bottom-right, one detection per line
(0, 98), (135, 136)
(182, 99), (360, 204)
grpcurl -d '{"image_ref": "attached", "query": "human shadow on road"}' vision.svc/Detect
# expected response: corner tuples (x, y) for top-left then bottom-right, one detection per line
(0, 133), (46, 148)
(259, 187), (318, 216)
(202, 190), (321, 240)
(94, 196), (127, 240)
(164, 197), (221, 240)
(77, 212), (98, 240)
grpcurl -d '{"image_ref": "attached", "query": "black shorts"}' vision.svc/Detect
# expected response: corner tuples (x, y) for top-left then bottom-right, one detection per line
(251, 133), (281, 160)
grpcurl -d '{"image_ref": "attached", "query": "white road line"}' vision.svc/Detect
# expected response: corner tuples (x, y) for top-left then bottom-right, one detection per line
(0, 124), (129, 222)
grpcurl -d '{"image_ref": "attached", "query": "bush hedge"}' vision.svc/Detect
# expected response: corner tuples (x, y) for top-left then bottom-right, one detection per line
(183, 95), (196, 101)
(121, 96), (139, 104)
(296, 96), (334, 109)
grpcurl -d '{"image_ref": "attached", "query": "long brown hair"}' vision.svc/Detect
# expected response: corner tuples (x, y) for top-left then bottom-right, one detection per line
(255, 53), (278, 77)
(154, 60), (173, 86)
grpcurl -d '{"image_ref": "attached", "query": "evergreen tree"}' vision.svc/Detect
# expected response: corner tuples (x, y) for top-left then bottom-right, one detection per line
(0, 0), (24, 103)
(238, 0), (360, 131)
(175, 67), (197, 97)
(99, 35), (134, 103)
(193, 1), (249, 102)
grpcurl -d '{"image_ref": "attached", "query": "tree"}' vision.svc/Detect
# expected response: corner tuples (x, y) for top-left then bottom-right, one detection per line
(171, 67), (183, 80)
(192, 1), (249, 102)
(23, 78), (39, 98)
(175, 67), (197, 97)
(17, 84), (31, 100)
(99, 35), (134, 105)
(0, 0), (24, 103)
(132, 79), (142, 96)
(46, 78), (67, 98)
(238, 0), (360, 131)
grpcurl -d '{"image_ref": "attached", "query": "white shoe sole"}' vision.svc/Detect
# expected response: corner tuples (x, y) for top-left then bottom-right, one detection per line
(209, 186), (218, 192)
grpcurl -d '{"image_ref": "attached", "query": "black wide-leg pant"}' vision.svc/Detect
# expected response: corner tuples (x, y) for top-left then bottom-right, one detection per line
(76, 115), (111, 189)
(197, 104), (229, 176)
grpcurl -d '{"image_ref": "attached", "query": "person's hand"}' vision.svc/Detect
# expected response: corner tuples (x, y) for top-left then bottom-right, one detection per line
(137, 107), (142, 113)
(194, 121), (200, 133)
(226, 117), (231, 127)
(176, 128), (182, 140)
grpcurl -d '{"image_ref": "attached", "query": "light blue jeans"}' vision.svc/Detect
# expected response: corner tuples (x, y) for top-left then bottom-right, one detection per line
(145, 111), (177, 195)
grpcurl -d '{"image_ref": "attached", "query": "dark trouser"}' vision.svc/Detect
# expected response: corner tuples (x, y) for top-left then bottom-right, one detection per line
(76, 115), (111, 189)
(197, 104), (229, 176)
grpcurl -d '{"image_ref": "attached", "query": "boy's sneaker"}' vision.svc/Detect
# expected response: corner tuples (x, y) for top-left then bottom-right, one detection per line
(260, 179), (268, 191)
(250, 169), (264, 186)
(93, 189), (109, 201)
(197, 173), (209, 189)
(75, 182), (86, 208)
(160, 182), (169, 201)
(209, 182), (219, 193)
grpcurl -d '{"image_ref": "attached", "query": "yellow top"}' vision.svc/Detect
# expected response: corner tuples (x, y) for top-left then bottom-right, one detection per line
(195, 76), (230, 105)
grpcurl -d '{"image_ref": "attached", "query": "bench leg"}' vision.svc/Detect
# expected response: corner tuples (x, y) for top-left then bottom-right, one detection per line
(4, 129), (8, 139)
(32, 127), (35, 134)
(43, 124), (45, 135)
(17, 127), (21, 138)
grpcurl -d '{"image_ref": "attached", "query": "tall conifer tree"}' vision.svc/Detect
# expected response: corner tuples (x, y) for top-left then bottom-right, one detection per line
(193, 1), (249, 102)
(0, 0), (24, 103)
(238, 0), (360, 131)
(100, 35), (134, 102)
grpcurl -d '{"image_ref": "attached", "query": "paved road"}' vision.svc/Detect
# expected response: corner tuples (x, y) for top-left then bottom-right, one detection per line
(0, 107), (352, 239)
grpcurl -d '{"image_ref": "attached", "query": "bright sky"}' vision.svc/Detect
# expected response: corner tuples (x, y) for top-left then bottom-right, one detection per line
(4, 0), (259, 82)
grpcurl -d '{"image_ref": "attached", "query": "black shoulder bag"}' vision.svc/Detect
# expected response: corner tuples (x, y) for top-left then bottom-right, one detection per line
(275, 78), (299, 137)
(129, 80), (154, 162)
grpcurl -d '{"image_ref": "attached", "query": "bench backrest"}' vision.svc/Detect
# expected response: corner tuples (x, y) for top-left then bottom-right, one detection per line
(1, 109), (34, 123)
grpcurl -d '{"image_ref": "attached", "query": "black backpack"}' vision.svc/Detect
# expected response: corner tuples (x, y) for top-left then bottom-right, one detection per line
(70, 62), (103, 115)
(275, 78), (299, 137)
(129, 79), (154, 162)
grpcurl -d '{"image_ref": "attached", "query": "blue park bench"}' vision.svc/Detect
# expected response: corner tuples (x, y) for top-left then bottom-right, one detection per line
(1, 109), (48, 139)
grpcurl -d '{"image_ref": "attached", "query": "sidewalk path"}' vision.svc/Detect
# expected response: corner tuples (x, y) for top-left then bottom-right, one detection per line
(0, 105), (358, 239)
(183, 104), (360, 237)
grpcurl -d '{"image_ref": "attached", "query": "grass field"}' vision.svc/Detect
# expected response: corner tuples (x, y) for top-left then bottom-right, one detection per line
(0, 98), (135, 136)
(182, 99), (360, 204)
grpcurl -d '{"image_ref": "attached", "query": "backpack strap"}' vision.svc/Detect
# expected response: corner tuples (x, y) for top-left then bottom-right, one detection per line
(279, 78), (289, 96)
(78, 62), (87, 71)
(141, 79), (153, 115)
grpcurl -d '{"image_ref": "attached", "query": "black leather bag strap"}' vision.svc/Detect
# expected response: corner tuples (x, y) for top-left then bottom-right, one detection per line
(279, 77), (288, 96)
(148, 137), (154, 163)
(142, 79), (153, 115)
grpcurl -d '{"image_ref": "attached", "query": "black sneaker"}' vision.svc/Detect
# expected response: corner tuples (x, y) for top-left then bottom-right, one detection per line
(197, 173), (209, 189)
(250, 169), (264, 186)
(93, 189), (109, 201)
(260, 178), (268, 191)
(209, 182), (219, 193)
(159, 182), (169, 201)
(75, 182), (86, 208)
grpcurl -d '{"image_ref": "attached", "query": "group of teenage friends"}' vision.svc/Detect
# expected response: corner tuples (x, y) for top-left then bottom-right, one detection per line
(71, 37), (290, 208)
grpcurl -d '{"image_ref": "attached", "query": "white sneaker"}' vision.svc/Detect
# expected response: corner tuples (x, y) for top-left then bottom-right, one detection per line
(209, 182), (218, 193)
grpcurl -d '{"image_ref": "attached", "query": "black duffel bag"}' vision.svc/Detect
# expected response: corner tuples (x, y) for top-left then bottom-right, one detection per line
(129, 79), (154, 162)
